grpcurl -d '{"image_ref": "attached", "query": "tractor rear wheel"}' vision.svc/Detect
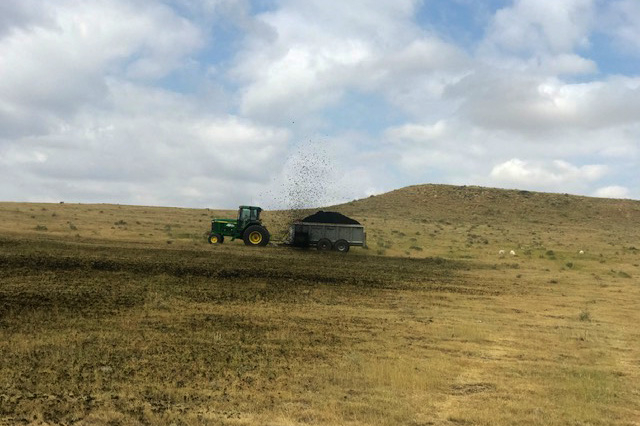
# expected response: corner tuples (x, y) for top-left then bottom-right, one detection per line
(243, 225), (270, 246)
(317, 239), (332, 251)
(208, 233), (224, 244)
(334, 239), (350, 253)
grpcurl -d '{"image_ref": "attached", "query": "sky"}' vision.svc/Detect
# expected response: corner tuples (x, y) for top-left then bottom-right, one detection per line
(1, 0), (639, 209)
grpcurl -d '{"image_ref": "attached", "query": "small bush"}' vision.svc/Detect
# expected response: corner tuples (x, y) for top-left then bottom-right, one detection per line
(34, 225), (47, 231)
(579, 309), (591, 322)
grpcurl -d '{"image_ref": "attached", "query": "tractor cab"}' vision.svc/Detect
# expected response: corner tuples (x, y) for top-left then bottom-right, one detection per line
(237, 205), (263, 230)
(208, 205), (270, 246)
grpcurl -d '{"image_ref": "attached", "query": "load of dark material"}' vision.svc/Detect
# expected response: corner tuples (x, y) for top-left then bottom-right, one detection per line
(300, 211), (360, 225)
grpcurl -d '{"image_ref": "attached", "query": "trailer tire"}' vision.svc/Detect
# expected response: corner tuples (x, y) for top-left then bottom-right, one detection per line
(334, 239), (350, 253)
(208, 233), (224, 244)
(317, 239), (332, 251)
(243, 225), (270, 246)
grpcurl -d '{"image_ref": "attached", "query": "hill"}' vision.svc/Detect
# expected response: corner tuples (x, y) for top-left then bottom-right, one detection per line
(339, 184), (640, 226)
(335, 184), (640, 259)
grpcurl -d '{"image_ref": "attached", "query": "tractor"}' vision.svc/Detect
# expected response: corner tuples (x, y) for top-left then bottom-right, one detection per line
(208, 205), (270, 246)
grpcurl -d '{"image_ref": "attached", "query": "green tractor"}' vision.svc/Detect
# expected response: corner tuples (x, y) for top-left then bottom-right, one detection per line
(208, 205), (270, 246)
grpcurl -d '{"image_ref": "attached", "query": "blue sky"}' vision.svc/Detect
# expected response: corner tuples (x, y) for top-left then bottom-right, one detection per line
(1, 0), (639, 208)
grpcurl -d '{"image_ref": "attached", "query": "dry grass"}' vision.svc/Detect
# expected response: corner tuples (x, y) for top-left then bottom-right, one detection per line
(1, 185), (640, 425)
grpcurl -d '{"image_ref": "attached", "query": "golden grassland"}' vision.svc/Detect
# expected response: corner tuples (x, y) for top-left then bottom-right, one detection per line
(1, 184), (639, 425)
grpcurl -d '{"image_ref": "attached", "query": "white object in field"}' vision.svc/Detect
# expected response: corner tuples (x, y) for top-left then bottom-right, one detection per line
(509, 250), (516, 256)
(579, 250), (584, 254)
(498, 250), (505, 255)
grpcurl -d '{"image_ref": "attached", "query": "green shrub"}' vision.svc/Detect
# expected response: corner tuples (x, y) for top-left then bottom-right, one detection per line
(579, 309), (591, 322)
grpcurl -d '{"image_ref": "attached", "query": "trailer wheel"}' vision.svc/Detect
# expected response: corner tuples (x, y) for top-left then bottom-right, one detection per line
(334, 239), (350, 253)
(317, 239), (332, 251)
(243, 225), (270, 246)
(208, 233), (224, 244)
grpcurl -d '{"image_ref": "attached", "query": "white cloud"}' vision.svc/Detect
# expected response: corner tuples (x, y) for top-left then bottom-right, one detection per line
(236, 40), (371, 119)
(382, 114), (639, 199)
(593, 185), (630, 199)
(485, 0), (594, 55)
(384, 120), (483, 180)
(450, 74), (640, 133)
(0, 0), (52, 37)
(385, 121), (448, 143)
(233, 0), (469, 122)
(1, 1), (639, 208)
(479, 0), (597, 77)
(540, 53), (597, 75)
(0, 0), (203, 133)
(490, 158), (607, 188)
(602, 0), (640, 55)
(0, 77), (291, 207)
(382, 111), (640, 203)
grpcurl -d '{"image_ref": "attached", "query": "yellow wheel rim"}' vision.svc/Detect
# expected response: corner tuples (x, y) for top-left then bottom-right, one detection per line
(249, 231), (262, 244)
(211, 236), (218, 243)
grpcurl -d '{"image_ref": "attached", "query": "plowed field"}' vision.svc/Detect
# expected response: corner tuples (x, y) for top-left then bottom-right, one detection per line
(1, 211), (640, 425)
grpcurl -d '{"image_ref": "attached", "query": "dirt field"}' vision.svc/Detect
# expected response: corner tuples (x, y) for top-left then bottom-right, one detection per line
(1, 186), (640, 425)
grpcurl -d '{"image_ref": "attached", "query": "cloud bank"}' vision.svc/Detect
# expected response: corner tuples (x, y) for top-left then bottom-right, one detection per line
(1, 0), (638, 207)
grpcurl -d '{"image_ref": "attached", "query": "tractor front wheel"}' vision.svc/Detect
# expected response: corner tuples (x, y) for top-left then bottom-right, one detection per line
(208, 233), (224, 244)
(243, 225), (270, 246)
